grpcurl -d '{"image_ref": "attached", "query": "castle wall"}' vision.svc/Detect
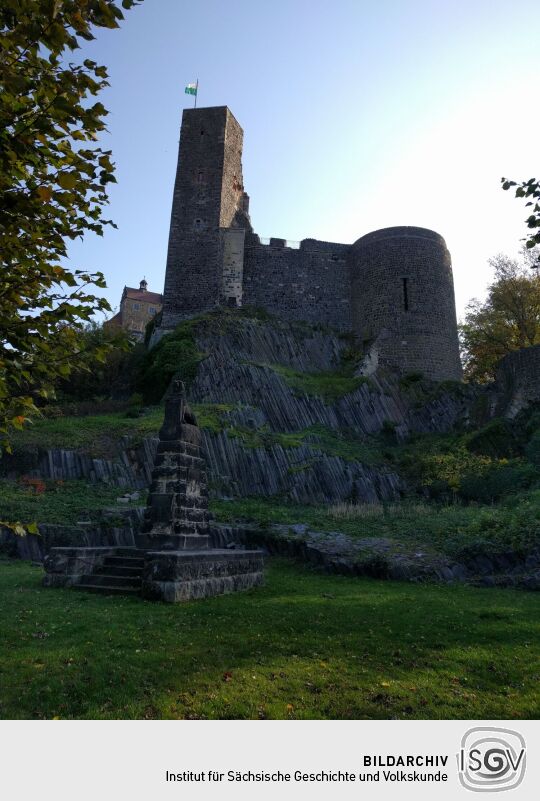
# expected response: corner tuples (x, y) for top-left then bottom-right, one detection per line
(350, 227), (462, 381)
(220, 228), (245, 306)
(243, 236), (351, 331)
(161, 107), (246, 327)
(495, 345), (540, 417)
(158, 107), (463, 383)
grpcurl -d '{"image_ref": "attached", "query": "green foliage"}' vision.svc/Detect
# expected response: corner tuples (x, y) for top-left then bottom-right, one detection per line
(502, 177), (540, 263)
(466, 418), (521, 459)
(212, 488), (540, 561)
(54, 322), (136, 401)
(525, 431), (540, 468)
(459, 252), (540, 382)
(7, 403), (239, 457)
(8, 408), (162, 456)
(0, 0), (141, 450)
(459, 462), (539, 504)
(398, 372), (424, 389)
(266, 364), (370, 403)
(2, 559), (540, 719)
(136, 323), (204, 404)
(192, 403), (235, 433)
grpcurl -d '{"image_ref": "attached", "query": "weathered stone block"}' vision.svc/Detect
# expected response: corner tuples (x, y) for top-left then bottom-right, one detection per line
(141, 549), (264, 602)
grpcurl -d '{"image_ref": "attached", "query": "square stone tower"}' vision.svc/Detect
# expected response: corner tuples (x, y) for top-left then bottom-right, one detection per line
(161, 106), (248, 327)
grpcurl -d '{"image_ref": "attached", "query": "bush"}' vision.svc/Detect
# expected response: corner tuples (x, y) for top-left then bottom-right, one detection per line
(466, 418), (520, 459)
(136, 324), (204, 404)
(459, 461), (538, 503)
(526, 431), (540, 468)
(55, 323), (138, 402)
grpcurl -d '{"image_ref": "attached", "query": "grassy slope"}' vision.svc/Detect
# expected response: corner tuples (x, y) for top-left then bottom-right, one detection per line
(9, 404), (234, 455)
(1, 559), (539, 720)
(212, 492), (540, 559)
(0, 480), (140, 525)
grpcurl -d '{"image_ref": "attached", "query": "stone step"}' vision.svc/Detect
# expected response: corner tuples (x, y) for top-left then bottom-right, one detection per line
(95, 564), (142, 577)
(74, 582), (140, 596)
(106, 547), (141, 557)
(81, 573), (142, 588)
(102, 556), (145, 569)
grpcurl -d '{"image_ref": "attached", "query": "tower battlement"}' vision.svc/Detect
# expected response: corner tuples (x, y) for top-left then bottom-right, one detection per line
(158, 107), (462, 381)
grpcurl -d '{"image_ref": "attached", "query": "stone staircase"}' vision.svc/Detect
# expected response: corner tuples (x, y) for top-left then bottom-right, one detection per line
(75, 550), (144, 596)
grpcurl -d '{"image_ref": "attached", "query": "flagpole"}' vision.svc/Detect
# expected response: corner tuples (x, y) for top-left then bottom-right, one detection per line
(194, 78), (198, 109)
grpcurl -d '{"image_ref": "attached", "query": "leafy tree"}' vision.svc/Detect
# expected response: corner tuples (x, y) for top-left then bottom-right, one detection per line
(0, 0), (140, 453)
(55, 321), (136, 401)
(502, 177), (540, 266)
(460, 251), (540, 382)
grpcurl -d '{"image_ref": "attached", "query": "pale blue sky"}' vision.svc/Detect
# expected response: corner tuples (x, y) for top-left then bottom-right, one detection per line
(68, 0), (540, 319)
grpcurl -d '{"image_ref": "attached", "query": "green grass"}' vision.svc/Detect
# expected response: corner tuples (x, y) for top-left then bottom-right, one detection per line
(0, 480), (141, 526)
(254, 363), (370, 403)
(211, 491), (540, 560)
(219, 423), (381, 464)
(9, 403), (234, 456)
(1, 558), (539, 719)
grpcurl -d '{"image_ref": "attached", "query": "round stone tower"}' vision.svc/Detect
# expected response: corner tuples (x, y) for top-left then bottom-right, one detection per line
(350, 226), (462, 381)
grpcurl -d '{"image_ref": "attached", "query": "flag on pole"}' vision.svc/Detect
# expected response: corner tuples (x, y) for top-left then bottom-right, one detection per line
(185, 82), (198, 96)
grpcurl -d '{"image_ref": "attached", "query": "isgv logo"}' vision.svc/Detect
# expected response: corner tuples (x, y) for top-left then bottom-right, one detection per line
(458, 727), (526, 792)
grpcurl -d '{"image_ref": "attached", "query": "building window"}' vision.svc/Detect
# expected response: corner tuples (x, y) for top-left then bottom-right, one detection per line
(148, 307), (155, 315)
(133, 302), (140, 311)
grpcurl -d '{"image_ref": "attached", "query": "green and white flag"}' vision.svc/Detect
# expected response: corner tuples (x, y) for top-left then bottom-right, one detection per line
(185, 82), (198, 96)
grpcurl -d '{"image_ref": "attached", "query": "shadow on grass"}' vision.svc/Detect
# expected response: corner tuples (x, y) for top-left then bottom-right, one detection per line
(0, 558), (539, 720)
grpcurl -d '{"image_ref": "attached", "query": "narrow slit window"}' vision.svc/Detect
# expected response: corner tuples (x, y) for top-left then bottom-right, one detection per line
(402, 277), (409, 311)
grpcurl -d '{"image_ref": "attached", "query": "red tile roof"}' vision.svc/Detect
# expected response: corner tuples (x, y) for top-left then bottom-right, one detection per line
(123, 286), (163, 304)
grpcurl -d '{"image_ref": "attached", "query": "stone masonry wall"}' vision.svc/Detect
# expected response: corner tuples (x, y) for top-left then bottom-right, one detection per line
(220, 228), (245, 306)
(161, 107), (245, 326)
(158, 108), (463, 381)
(243, 235), (351, 331)
(495, 345), (540, 417)
(350, 227), (462, 381)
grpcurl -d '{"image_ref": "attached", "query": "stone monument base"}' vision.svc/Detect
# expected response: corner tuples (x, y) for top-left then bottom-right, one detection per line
(43, 545), (264, 602)
(142, 549), (264, 602)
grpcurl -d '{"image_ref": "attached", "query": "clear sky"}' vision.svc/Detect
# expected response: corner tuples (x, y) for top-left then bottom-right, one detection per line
(68, 0), (540, 320)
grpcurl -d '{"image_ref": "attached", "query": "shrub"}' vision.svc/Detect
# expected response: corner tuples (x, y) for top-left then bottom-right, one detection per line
(466, 418), (520, 459)
(399, 372), (424, 389)
(526, 431), (540, 468)
(459, 461), (538, 503)
(136, 324), (204, 404)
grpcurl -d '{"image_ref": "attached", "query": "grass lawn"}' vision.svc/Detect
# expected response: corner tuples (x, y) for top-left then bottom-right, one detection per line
(1, 558), (539, 720)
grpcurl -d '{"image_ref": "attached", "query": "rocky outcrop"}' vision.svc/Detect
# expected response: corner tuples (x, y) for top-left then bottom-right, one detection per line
(203, 430), (402, 503)
(0, 318), (475, 506)
(192, 318), (472, 439)
(210, 522), (540, 590)
(1, 436), (156, 488)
